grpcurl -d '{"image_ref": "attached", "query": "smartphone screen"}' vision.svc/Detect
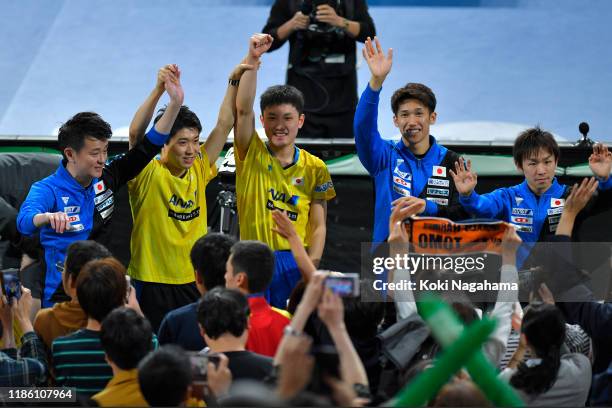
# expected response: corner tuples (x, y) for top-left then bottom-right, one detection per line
(1, 269), (22, 301)
(325, 273), (360, 297)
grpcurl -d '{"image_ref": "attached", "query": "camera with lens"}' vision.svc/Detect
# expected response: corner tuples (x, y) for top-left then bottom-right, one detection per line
(299, 0), (346, 62)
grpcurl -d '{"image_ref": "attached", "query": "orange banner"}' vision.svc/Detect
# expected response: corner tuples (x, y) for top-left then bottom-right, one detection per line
(407, 216), (509, 255)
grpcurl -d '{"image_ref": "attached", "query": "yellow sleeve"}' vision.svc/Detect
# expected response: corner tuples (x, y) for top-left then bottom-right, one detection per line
(313, 161), (336, 201)
(128, 159), (158, 199)
(199, 145), (218, 183)
(234, 131), (265, 170)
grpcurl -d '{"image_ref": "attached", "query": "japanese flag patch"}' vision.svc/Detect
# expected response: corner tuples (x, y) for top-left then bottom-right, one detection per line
(550, 198), (565, 208)
(432, 166), (446, 177)
(94, 180), (106, 193)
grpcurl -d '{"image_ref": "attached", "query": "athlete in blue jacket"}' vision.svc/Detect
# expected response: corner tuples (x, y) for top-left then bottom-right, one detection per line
(17, 66), (184, 307)
(354, 37), (468, 243)
(450, 127), (612, 267)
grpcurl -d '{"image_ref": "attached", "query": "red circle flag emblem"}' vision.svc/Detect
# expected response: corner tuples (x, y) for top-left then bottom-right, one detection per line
(554, 200), (560, 206)
(437, 168), (443, 175)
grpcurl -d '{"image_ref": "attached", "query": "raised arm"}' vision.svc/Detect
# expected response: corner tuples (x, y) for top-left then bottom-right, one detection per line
(128, 64), (177, 149)
(202, 61), (258, 166)
(318, 290), (368, 387)
(272, 210), (316, 282)
(306, 200), (326, 269)
(556, 177), (598, 236)
(354, 37), (392, 175)
(235, 34), (273, 161)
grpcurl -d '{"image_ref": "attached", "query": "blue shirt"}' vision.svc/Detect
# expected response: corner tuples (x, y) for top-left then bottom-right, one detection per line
(354, 84), (465, 243)
(158, 302), (205, 352)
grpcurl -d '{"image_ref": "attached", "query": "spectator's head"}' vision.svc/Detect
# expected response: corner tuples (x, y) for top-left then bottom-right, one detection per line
(100, 307), (153, 372)
(76, 258), (127, 324)
(191, 233), (236, 294)
(513, 127), (559, 193)
(154, 105), (202, 173)
(138, 345), (192, 407)
(343, 283), (384, 340)
(197, 287), (249, 347)
(58, 112), (112, 179)
(225, 241), (274, 294)
(510, 302), (566, 396)
(259, 85), (305, 149)
(391, 83), (437, 148)
(432, 379), (492, 407)
(62, 240), (112, 299)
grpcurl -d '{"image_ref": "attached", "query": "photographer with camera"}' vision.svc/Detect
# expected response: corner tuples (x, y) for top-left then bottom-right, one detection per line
(262, 0), (375, 139)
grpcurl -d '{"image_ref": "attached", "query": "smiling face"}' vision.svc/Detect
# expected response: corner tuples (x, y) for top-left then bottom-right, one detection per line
(393, 99), (437, 148)
(164, 127), (200, 175)
(518, 147), (558, 194)
(260, 103), (304, 149)
(65, 136), (109, 181)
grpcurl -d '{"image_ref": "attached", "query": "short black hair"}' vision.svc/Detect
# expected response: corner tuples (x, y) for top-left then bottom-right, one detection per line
(513, 127), (560, 168)
(76, 258), (127, 322)
(65, 240), (112, 280)
(138, 345), (192, 407)
(100, 307), (153, 370)
(230, 241), (274, 293)
(260, 85), (304, 115)
(190, 233), (236, 291)
(197, 287), (249, 340)
(153, 105), (202, 140)
(391, 83), (436, 114)
(58, 112), (112, 160)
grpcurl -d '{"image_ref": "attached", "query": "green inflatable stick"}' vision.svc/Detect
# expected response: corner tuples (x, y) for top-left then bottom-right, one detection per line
(392, 316), (496, 407)
(417, 294), (523, 407)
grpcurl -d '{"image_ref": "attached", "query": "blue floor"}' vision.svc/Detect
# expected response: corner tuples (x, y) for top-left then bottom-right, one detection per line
(0, 0), (611, 142)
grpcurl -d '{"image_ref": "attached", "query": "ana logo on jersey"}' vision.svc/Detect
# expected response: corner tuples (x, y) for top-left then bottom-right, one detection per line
(432, 166), (446, 177)
(551, 198), (565, 208)
(269, 189), (300, 206)
(169, 194), (195, 209)
(62, 196), (69, 205)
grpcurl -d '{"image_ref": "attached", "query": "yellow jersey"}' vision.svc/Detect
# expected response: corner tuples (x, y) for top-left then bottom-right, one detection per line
(127, 148), (217, 284)
(235, 134), (336, 250)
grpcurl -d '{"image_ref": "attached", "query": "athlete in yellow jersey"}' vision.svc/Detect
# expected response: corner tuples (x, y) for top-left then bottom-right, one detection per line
(126, 61), (257, 330)
(235, 34), (336, 308)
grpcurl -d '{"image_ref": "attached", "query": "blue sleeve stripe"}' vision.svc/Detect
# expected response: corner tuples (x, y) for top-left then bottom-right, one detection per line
(146, 127), (170, 146)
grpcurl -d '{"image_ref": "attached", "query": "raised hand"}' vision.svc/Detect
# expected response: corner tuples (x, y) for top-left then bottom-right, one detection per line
(164, 65), (184, 105)
(248, 33), (274, 61)
(155, 64), (175, 92)
(388, 197), (426, 244)
(272, 210), (298, 240)
(588, 143), (612, 180)
(207, 353), (232, 398)
(449, 158), (478, 196)
(363, 37), (393, 90)
(564, 177), (598, 216)
(317, 289), (344, 330)
(501, 224), (522, 264)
